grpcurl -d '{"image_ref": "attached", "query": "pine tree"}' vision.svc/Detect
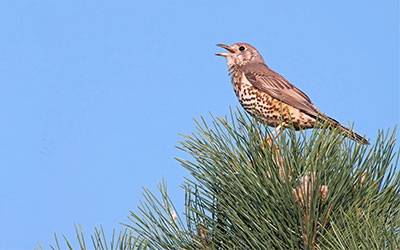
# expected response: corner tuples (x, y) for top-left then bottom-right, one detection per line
(40, 109), (399, 250)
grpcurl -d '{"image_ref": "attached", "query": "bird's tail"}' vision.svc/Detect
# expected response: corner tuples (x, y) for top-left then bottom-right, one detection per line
(326, 117), (369, 145)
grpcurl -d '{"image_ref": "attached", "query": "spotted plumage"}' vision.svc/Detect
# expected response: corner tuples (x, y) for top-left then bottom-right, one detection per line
(216, 42), (369, 144)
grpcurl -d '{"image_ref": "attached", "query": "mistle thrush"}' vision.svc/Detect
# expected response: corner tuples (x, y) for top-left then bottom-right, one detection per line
(216, 42), (369, 145)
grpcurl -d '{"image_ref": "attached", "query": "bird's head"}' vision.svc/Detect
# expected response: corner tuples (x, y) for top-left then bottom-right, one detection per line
(216, 43), (264, 66)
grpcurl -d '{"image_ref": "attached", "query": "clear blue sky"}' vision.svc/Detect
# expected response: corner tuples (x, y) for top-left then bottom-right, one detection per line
(0, 1), (398, 249)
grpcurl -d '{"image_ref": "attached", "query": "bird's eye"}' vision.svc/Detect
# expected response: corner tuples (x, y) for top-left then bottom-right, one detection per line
(239, 46), (245, 51)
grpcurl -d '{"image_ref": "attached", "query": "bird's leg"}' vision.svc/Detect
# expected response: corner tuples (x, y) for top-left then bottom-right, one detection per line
(271, 125), (281, 137)
(263, 125), (282, 153)
(263, 125), (292, 182)
(266, 125), (282, 146)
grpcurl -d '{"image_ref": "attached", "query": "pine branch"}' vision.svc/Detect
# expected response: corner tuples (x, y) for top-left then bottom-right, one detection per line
(176, 108), (399, 249)
(41, 108), (399, 249)
(36, 224), (147, 250)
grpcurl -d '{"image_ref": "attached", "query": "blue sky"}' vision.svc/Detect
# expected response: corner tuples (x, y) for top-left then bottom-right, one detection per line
(0, 1), (398, 249)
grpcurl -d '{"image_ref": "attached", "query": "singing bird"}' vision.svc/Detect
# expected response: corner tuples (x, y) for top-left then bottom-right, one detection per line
(216, 42), (369, 145)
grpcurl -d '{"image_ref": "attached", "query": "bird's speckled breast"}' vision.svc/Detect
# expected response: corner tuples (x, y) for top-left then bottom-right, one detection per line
(229, 66), (315, 129)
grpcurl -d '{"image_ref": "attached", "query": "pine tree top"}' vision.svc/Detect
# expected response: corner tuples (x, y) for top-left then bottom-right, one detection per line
(43, 109), (399, 250)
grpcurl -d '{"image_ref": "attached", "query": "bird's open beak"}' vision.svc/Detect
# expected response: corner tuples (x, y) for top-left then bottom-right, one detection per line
(216, 44), (234, 57)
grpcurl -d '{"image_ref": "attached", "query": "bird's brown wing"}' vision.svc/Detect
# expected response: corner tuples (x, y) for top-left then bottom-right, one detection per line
(242, 63), (369, 144)
(243, 62), (324, 119)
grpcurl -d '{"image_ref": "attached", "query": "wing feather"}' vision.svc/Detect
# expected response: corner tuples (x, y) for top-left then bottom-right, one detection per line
(243, 63), (324, 119)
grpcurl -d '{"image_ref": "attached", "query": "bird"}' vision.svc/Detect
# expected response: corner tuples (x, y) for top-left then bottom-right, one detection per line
(216, 42), (369, 145)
